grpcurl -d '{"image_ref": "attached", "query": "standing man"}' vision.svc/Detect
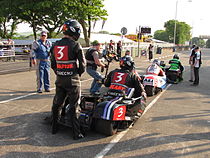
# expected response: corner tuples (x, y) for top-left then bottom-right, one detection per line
(50, 19), (86, 140)
(189, 44), (196, 82)
(117, 40), (122, 58)
(192, 46), (202, 86)
(148, 44), (153, 62)
(85, 40), (106, 95)
(32, 31), (52, 93)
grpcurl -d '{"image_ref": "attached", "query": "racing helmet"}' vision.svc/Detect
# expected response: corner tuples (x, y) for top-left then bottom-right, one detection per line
(173, 54), (179, 59)
(120, 56), (135, 70)
(62, 19), (81, 41)
(152, 59), (160, 66)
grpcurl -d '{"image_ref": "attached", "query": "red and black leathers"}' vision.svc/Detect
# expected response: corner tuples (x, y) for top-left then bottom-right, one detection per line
(104, 68), (146, 115)
(50, 37), (86, 138)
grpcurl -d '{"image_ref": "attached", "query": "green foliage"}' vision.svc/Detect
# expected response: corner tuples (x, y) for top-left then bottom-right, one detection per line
(99, 30), (109, 34)
(154, 20), (191, 44)
(0, 0), (108, 44)
(192, 37), (205, 47)
(154, 30), (169, 42)
(206, 39), (210, 48)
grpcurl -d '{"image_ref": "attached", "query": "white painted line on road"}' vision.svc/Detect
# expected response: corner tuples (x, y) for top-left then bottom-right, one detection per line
(0, 78), (93, 104)
(94, 83), (172, 158)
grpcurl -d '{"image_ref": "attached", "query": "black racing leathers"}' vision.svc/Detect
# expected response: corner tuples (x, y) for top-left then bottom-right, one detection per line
(50, 37), (86, 138)
(104, 68), (146, 114)
(104, 68), (145, 98)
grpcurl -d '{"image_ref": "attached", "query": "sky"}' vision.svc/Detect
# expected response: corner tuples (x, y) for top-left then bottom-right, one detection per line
(17, 0), (210, 37)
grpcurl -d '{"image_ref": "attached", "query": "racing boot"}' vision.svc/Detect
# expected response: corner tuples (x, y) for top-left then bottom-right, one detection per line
(51, 117), (59, 134)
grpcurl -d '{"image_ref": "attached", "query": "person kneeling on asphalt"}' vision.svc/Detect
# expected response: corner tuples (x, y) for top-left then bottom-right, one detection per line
(50, 19), (86, 140)
(85, 40), (107, 95)
(146, 59), (165, 76)
(104, 56), (147, 116)
(168, 54), (184, 80)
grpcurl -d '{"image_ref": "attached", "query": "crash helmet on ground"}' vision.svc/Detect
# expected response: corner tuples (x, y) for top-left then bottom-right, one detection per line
(173, 54), (179, 59)
(152, 59), (160, 66)
(119, 56), (135, 70)
(62, 19), (81, 41)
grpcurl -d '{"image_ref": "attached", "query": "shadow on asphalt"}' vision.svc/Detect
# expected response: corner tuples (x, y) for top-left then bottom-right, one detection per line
(150, 110), (210, 122)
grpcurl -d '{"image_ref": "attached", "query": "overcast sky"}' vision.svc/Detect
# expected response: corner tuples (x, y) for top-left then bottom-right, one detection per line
(17, 0), (210, 37)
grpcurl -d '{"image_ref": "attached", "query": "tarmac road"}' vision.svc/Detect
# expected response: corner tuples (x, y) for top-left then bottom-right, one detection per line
(0, 49), (210, 158)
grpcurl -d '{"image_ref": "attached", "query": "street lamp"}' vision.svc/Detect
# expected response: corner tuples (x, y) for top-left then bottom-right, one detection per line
(173, 0), (192, 45)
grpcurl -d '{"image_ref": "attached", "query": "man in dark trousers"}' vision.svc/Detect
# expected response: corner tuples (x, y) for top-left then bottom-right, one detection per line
(148, 44), (153, 62)
(117, 40), (122, 58)
(50, 19), (86, 140)
(189, 44), (196, 82)
(192, 46), (202, 86)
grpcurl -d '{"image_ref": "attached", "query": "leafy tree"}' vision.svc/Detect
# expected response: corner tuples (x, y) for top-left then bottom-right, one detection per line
(69, 0), (108, 46)
(154, 30), (169, 42)
(206, 39), (210, 48)
(192, 37), (205, 47)
(0, 0), (21, 39)
(164, 20), (191, 44)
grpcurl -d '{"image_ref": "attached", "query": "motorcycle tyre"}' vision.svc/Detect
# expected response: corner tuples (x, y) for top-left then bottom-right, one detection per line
(95, 119), (118, 136)
(145, 85), (155, 96)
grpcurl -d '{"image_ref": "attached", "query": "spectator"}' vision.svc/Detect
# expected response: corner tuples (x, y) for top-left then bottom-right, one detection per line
(189, 44), (196, 82)
(116, 41), (122, 58)
(32, 31), (52, 93)
(191, 46), (202, 86)
(148, 44), (153, 62)
(108, 40), (115, 51)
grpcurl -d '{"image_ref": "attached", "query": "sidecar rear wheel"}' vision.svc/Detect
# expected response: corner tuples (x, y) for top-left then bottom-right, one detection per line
(95, 119), (118, 136)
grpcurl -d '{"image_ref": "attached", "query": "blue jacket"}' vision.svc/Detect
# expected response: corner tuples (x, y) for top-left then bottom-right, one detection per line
(32, 39), (52, 60)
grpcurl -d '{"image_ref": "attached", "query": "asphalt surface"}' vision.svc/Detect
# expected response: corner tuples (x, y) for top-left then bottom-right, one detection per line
(0, 49), (210, 158)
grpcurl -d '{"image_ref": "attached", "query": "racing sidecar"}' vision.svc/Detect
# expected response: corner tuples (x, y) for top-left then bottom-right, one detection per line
(55, 89), (146, 136)
(142, 74), (167, 96)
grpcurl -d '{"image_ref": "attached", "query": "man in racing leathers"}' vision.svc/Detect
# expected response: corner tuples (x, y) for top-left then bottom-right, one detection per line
(50, 19), (86, 140)
(146, 59), (165, 76)
(168, 54), (184, 80)
(104, 56), (147, 116)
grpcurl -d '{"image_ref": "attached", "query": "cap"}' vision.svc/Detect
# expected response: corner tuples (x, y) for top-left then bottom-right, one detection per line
(40, 31), (47, 36)
(92, 40), (100, 46)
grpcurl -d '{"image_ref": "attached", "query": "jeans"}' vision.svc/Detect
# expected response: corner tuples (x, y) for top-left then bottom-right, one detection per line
(86, 66), (103, 93)
(36, 60), (50, 91)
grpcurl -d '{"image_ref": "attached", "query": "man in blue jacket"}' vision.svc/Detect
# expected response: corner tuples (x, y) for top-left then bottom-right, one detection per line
(32, 31), (52, 93)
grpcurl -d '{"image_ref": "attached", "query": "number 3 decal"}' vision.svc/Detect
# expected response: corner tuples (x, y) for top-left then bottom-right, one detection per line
(115, 73), (125, 82)
(118, 107), (124, 117)
(57, 46), (65, 60)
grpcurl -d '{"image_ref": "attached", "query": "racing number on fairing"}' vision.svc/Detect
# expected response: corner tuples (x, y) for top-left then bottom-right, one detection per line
(118, 107), (124, 117)
(113, 106), (126, 120)
(54, 46), (69, 61)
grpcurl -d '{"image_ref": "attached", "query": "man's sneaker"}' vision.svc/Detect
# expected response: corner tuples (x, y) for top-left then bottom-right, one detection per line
(37, 90), (42, 93)
(45, 89), (50, 92)
(73, 133), (84, 140)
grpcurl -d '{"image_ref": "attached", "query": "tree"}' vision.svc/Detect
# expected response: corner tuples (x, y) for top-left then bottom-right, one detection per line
(206, 39), (210, 48)
(164, 20), (191, 44)
(0, 0), (21, 39)
(192, 37), (205, 47)
(69, 0), (108, 46)
(154, 30), (169, 42)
